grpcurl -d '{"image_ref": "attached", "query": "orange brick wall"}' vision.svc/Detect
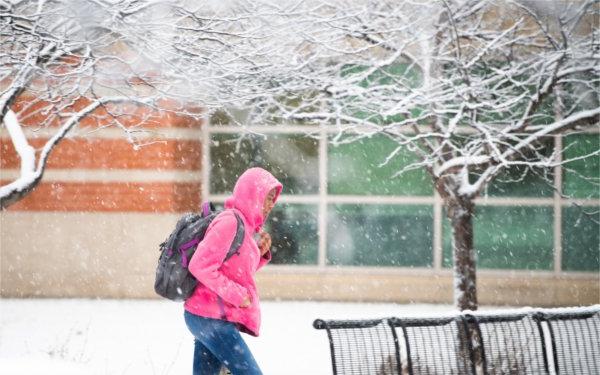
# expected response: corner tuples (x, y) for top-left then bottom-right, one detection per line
(1, 181), (201, 212)
(2, 94), (204, 213)
(1, 138), (201, 171)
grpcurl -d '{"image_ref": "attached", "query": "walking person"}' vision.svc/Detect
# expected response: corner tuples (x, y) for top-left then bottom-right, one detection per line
(184, 167), (282, 375)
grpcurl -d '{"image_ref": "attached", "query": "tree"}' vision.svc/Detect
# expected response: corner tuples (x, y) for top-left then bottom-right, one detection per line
(2, 0), (597, 311)
(0, 0), (283, 208)
(231, 0), (599, 310)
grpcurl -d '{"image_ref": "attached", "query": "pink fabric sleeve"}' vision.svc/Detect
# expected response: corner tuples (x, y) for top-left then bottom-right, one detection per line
(257, 250), (271, 270)
(187, 213), (249, 307)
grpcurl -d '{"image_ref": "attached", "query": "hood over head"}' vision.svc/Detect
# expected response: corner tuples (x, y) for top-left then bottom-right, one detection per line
(224, 167), (283, 232)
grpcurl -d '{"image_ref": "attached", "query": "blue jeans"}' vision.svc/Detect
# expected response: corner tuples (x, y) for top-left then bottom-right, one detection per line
(184, 311), (263, 375)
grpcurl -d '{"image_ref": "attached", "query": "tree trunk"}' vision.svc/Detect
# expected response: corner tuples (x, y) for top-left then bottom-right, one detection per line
(447, 198), (478, 311)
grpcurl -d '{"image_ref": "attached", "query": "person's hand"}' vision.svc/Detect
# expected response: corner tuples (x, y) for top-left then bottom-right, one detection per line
(240, 295), (252, 308)
(257, 231), (271, 257)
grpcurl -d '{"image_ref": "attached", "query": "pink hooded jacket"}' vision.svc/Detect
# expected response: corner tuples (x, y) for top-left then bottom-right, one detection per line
(184, 168), (282, 337)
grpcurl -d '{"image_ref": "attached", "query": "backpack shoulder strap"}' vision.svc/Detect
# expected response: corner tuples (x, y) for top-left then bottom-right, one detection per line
(223, 211), (245, 262)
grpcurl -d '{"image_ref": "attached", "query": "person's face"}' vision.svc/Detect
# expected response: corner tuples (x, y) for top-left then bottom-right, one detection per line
(262, 188), (277, 219)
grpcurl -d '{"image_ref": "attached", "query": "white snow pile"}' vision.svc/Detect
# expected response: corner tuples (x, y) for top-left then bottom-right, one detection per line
(0, 299), (455, 375)
(5, 299), (593, 374)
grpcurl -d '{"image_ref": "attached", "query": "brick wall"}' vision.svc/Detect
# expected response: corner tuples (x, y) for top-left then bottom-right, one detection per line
(0, 94), (204, 297)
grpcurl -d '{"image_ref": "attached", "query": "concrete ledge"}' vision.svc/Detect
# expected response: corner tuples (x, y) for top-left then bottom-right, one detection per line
(256, 268), (599, 307)
(1, 212), (598, 306)
(2, 264), (597, 307)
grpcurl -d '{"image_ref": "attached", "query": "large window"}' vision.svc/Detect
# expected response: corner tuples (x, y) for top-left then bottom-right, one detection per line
(563, 134), (599, 199)
(210, 133), (319, 195)
(562, 206), (600, 272)
(442, 206), (554, 270)
(327, 204), (433, 267)
(483, 138), (555, 198)
(264, 203), (319, 265)
(328, 135), (432, 196)
(205, 125), (599, 273)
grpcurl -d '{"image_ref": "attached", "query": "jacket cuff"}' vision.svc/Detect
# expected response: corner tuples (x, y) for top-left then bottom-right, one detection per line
(258, 250), (271, 269)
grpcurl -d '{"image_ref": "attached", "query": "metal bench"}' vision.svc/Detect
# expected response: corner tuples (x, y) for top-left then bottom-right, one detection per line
(313, 306), (600, 375)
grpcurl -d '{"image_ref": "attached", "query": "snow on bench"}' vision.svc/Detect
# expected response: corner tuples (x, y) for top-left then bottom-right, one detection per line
(313, 306), (600, 375)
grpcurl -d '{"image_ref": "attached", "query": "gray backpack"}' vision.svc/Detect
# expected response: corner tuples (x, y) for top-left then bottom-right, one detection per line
(154, 202), (245, 301)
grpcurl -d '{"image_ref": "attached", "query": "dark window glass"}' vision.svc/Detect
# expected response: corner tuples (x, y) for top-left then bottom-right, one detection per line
(443, 206), (554, 270)
(209, 109), (234, 126)
(210, 133), (319, 195)
(562, 206), (600, 272)
(483, 138), (555, 197)
(327, 204), (433, 267)
(328, 134), (432, 196)
(263, 204), (318, 265)
(340, 62), (423, 125)
(561, 72), (599, 116)
(562, 134), (600, 199)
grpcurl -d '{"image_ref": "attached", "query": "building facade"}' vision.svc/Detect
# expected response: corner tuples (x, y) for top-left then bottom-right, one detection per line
(1, 1), (599, 306)
(1, 99), (598, 306)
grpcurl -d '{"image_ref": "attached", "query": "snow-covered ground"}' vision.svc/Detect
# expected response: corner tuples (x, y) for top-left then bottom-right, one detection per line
(0, 299), (459, 374)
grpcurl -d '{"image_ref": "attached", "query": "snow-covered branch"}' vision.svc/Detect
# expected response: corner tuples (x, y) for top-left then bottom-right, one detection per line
(234, 0), (598, 204)
(0, 0), (298, 208)
(0, 96), (157, 208)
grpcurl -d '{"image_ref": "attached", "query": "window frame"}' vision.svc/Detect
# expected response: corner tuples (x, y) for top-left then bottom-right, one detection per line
(203, 122), (600, 273)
